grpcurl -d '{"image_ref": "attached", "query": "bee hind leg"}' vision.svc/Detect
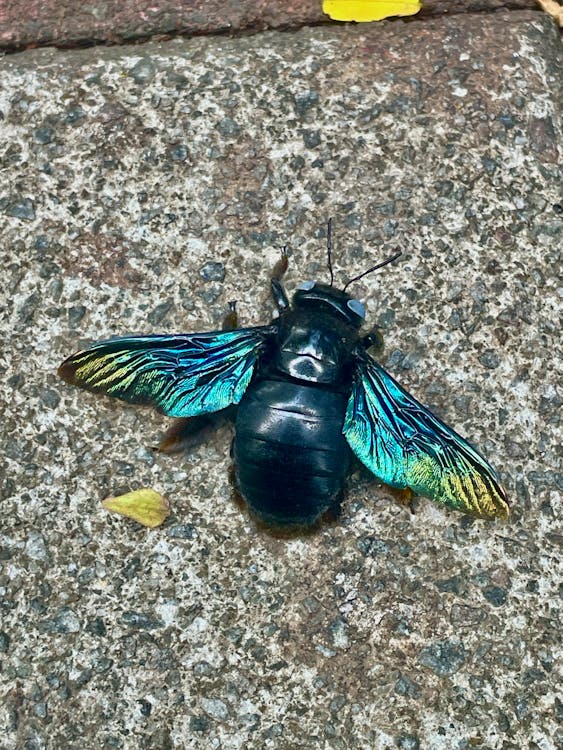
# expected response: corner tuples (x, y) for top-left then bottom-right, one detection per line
(386, 485), (415, 514)
(321, 491), (344, 525)
(228, 461), (247, 514)
(155, 407), (235, 455)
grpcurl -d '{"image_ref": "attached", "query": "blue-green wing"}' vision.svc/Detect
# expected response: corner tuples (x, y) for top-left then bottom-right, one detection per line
(343, 352), (509, 519)
(58, 326), (276, 418)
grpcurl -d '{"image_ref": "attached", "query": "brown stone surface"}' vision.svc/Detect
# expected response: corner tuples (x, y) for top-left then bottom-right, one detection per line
(0, 0), (540, 50)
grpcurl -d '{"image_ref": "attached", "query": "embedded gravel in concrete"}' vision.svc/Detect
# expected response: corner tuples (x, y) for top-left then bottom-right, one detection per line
(0, 11), (561, 750)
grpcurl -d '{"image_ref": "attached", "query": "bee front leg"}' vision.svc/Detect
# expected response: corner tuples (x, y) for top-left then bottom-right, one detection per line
(361, 327), (384, 353)
(222, 300), (239, 331)
(271, 247), (290, 312)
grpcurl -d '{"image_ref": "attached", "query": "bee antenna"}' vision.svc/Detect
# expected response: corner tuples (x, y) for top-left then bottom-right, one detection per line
(343, 250), (402, 292)
(326, 218), (335, 287)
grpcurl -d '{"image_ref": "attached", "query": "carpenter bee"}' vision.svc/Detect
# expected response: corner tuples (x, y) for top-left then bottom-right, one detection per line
(58, 221), (509, 528)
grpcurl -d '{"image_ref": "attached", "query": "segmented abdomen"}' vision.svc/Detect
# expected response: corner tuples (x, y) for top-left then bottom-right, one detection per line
(233, 378), (351, 527)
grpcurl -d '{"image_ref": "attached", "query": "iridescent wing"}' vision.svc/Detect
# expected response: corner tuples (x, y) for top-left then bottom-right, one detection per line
(343, 352), (509, 519)
(58, 326), (276, 418)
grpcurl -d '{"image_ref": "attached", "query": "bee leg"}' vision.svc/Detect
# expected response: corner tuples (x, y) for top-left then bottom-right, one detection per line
(228, 461), (247, 513)
(155, 406), (235, 454)
(361, 327), (384, 353)
(222, 300), (239, 331)
(155, 416), (214, 454)
(322, 492), (344, 524)
(271, 246), (290, 312)
(386, 485), (415, 514)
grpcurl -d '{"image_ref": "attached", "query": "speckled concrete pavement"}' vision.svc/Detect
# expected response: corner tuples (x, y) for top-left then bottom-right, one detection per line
(1, 11), (561, 750)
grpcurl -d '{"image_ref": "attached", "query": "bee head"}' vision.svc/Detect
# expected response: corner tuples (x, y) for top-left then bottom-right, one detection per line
(293, 282), (366, 328)
(289, 219), (401, 328)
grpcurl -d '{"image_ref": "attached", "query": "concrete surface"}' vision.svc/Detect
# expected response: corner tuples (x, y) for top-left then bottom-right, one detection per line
(0, 0), (539, 50)
(0, 9), (561, 750)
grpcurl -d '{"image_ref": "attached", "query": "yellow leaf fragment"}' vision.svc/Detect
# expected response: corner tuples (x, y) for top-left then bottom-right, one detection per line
(535, 0), (563, 26)
(323, 0), (422, 22)
(102, 488), (170, 528)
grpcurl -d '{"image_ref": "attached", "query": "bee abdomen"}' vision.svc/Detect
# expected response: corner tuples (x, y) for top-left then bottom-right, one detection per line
(233, 378), (351, 527)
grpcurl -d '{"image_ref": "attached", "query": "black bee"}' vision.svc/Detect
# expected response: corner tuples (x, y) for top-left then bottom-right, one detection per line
(59, 221), (509, 528)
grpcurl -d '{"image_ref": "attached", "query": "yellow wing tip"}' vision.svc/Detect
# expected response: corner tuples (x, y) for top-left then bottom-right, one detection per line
(479, 502), (510, 521)
(470, 488), (510, 521)
(495, 500), (511, 521)
(323, 0), (422, 22)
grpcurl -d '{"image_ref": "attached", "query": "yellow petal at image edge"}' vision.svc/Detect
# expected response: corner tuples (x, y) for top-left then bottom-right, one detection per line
(323, 0), (422, 22)
(102, 488), (170, 528)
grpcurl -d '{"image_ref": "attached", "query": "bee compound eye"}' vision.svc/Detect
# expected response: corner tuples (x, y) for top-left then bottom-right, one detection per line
(347, 299), (366, 319)
(297, 280), (315, 291)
